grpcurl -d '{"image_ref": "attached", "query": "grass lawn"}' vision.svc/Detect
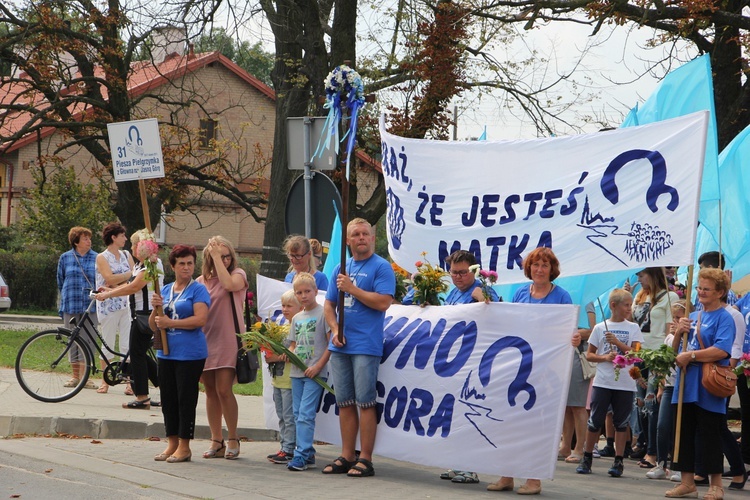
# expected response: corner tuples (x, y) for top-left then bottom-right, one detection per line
(0, 328), (263, 396)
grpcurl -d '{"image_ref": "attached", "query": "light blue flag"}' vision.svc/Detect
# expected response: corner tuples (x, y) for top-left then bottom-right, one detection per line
(323, 204), (350, 281)
(695, 124), (750, 282)
(622, 54), (719, 226)
(620, 104), (639, 128)
(478, 126), (487, 141)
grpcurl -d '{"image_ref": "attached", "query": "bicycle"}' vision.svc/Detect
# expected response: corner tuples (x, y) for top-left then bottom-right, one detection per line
(15, 294), (153, 402)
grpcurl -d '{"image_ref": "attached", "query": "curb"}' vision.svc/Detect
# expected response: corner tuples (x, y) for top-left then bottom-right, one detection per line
(0, 414), (277, 441)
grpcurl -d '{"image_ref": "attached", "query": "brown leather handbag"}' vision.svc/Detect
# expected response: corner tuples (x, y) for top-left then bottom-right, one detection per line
(696, 320), (737, 398)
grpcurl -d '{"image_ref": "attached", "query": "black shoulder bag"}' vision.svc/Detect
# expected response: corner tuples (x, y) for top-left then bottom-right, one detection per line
(231, 291), (259, 384)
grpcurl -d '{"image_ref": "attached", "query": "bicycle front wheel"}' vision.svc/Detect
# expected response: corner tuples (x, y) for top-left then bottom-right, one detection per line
(15, 329), (92, 402)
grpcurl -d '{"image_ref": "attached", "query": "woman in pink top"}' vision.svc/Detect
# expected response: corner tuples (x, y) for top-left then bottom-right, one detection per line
(197, 236), (248, 460)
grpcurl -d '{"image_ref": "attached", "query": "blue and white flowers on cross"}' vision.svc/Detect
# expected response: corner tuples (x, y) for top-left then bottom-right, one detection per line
(313, 64), (365, 180)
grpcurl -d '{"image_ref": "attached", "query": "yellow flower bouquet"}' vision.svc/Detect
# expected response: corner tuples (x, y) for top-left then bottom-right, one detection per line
(240, 322), (334, 394)
(407, 252), (449, 306)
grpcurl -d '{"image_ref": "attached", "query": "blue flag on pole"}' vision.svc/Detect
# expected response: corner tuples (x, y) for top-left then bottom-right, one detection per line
(323, 204), (350, 281)
(695, 124), (750, 282)
(478, 126), (487, 141)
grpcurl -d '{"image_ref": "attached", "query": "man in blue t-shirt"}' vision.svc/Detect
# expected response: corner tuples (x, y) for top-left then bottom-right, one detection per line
(323, 218), (395, 478)
(443, 250), (500, 305)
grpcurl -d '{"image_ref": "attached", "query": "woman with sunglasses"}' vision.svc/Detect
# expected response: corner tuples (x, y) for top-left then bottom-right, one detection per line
(196, 236), (248, 460)
(283, 235), (329, 291)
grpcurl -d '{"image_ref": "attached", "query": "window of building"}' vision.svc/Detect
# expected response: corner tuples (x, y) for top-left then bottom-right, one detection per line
(199, 118), (218, 149)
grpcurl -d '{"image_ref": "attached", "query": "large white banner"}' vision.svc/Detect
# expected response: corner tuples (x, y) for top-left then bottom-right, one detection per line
(256, 275), (578, 478)
(381, 112), (708, 283)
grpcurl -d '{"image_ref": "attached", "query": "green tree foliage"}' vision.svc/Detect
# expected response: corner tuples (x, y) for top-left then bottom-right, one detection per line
(195, 28), (273, 85)
(19, 162), (115, 253)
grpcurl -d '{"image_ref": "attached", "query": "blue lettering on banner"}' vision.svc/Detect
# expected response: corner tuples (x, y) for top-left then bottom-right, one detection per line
(437, 231), (552, 272)
(374, 314), (536, 443)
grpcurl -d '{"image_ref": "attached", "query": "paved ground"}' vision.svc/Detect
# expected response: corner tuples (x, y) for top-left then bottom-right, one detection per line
(0, 314), (745, 498)
(1, 365), (746, 499)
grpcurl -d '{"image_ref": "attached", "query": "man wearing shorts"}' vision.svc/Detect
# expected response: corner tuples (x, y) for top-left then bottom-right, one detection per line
(322, 218), (395, 478)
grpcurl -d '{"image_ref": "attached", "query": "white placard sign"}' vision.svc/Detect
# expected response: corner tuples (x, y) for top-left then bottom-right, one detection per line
(107, 118), (165, 181)
(256, 275), (578, 479)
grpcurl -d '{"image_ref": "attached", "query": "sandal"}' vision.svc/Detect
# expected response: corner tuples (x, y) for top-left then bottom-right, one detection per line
(225, 438), (240, 460)
(440, 469), (466, 480)
(487, 478), (514, 491)
(83, 380), (97, 389)
(203, 439), (225, 459)
(322, 456), (354, 474)
(451, 471), (479, 483)
(96, 384), (109, 394)
(122, 398), (151, 409)
(565, 454), (582, 463)
(665, 483), (698, 498)
(63, 378), (79, 388)
(703, 485), (724, 500)
(347, 458), (375, 477)
(124, 385), (134, 396)
(640, 459), (657, 468)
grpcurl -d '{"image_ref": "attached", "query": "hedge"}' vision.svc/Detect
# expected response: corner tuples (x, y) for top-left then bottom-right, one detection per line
(0, 250), (60, 310)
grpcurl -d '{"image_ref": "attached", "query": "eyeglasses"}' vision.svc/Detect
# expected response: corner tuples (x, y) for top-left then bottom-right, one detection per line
(695, 286), (716, 293)
(287, 251), (309, 260)
(450, 270), (470, 277)
(221, 254), (232, 261)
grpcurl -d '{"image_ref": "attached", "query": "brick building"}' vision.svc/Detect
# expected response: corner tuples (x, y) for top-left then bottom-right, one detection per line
(0, 47), (380, 257)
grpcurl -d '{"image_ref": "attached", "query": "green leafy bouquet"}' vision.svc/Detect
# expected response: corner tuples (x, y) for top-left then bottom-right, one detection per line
(241, 323), (334, 394)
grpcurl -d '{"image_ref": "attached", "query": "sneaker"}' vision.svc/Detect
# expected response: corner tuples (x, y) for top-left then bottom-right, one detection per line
(592, 445), (601, 459)
(647, 466), (667, 480)
(670, 471), (682, 482)
(576, 456), (593, 474)
(306, 455), (316, 468)
(608, 460), (624, 477)
(599, 444), (615, 457)
(268, 450), (293, 464)
(287, 457), (308, 471)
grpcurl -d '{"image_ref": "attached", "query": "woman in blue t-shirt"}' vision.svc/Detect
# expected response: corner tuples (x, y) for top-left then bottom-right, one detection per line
(283, 234), (329, 291)
(489, 247), (582, 495)
(666, 268), (733, 499)
(149, 245), (211, 464)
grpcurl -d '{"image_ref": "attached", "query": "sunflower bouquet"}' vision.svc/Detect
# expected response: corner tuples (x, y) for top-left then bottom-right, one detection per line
(407, 252), (449, 306)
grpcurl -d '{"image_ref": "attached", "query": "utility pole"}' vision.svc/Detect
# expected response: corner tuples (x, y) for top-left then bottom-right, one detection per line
(453, 105), (458, 140)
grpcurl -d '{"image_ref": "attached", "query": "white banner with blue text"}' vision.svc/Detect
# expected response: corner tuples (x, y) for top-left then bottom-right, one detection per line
(257, 275), (578, 478)
(380, 112), (708, 283)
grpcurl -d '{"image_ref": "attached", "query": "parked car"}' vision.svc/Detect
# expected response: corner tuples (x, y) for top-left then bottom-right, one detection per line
(0, 272), (11, 312)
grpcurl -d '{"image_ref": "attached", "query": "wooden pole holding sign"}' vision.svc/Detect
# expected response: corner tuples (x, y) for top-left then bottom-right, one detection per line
(107, 118), (168, 354)
(138, 180), (169, 355)
(672, 265), (694, 464)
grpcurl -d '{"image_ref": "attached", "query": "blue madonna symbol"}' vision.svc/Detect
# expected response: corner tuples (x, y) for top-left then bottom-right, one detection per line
(386, 187), (406, 249)
(459, 336), (536, 448)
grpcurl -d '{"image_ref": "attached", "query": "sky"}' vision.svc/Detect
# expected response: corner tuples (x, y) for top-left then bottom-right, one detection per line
(208, 1), (697, 142)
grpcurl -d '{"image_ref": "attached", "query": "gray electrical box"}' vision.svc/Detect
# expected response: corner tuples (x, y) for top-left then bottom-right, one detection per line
(286, 117), (338, 171)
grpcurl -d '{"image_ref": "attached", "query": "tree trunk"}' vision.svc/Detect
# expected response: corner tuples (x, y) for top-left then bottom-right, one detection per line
(259, 0), (312, 279)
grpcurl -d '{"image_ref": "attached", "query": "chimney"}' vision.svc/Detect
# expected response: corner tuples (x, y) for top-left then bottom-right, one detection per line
(151, 25), (187, 63)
